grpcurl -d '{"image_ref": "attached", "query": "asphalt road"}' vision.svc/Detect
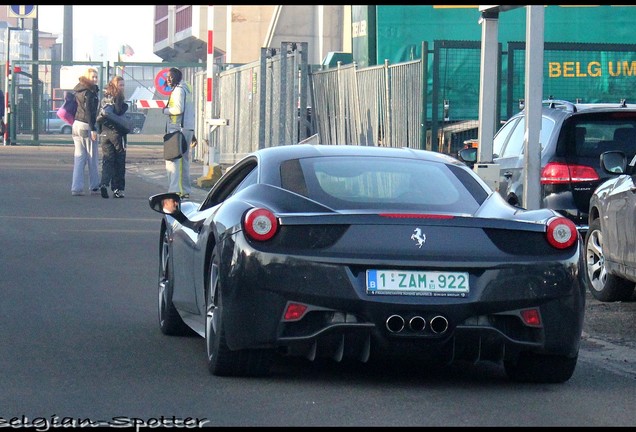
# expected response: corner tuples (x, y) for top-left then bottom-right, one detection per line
(1, 144), (635, 426)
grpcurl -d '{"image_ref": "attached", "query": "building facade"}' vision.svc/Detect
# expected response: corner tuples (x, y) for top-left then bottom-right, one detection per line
(152, 5), (351, 66)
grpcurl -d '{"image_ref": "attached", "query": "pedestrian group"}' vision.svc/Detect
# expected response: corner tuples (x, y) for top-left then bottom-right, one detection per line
(69, 66), (192, 198)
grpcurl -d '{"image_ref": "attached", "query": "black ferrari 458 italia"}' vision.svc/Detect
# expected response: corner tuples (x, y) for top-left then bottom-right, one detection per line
(149, 144), (586, 383)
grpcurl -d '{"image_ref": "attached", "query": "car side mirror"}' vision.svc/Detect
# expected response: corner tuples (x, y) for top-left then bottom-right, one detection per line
(457, 148), (478, 167)
(148, 192), (196, 228)
(149, 192), (182, 214)
(599, 151), (626, 175)
(628, 154), (636, 176)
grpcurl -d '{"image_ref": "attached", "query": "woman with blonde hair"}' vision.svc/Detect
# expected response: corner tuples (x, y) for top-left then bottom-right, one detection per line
(70, 67), (100, 196)
(97, 76), (129, 198)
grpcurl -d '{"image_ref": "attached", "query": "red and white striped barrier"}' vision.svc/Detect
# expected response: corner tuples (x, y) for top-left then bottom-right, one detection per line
(136, 100), (168, 109)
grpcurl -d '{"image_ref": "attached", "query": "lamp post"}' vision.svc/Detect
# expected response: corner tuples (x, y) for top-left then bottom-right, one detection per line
(4, 26), (21, 146)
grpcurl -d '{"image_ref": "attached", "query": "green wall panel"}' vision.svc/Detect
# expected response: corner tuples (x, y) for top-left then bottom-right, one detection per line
(363, 5), (636, 66)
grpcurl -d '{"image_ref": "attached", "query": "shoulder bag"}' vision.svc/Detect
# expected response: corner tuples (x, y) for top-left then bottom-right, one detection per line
(163, 91), (188, 160)
(163, 130), (187, 160)
(57, 91), (77, 125)
(101, 104), (132, 135)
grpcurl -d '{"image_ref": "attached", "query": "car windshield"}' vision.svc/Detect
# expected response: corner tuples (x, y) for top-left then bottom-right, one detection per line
(281, 156), (486, 213)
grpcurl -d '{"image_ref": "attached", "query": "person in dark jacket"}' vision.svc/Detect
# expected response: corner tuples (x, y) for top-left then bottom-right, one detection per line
(71, 67), (100, 196)
(96, 76), (129, 198)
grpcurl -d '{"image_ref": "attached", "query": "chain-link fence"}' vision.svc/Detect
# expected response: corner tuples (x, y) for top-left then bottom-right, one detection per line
(5, 40), (636, 166)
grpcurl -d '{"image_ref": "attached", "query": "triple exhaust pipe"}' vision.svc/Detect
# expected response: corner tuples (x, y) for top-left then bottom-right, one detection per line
(385, 314), (449, 334)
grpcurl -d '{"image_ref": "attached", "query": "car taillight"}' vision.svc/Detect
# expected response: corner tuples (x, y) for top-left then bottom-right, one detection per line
(243, 208), (278, 241)
(540, 162), (599, 184)
(546, 216), (577, 249)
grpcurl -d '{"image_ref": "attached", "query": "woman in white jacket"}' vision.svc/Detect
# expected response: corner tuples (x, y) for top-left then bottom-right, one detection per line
(162, 67), (194, 199)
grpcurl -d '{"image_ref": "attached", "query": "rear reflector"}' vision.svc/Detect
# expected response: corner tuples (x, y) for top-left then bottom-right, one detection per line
(283, 303), (308, 321)
(520, 309), (542, 327)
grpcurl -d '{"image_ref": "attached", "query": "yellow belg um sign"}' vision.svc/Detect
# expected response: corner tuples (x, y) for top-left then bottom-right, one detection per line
(548, 61), (636, 78)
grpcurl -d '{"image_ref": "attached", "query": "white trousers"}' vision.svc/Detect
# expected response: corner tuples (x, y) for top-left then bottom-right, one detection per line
(71, 121), (100, 193)
(165, 128), (193, 195)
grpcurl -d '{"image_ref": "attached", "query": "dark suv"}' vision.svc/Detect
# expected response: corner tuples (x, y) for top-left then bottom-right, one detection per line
(460, 100), (636, 231)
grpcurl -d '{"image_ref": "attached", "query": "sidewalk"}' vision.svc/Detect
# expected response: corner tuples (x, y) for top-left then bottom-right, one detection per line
(110, 144), (211, 201)
(16, 143), (213, 200)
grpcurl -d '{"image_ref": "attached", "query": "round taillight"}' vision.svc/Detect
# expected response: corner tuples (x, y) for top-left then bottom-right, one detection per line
(243, 208), (278, 241)
(546, 216), (578, 249)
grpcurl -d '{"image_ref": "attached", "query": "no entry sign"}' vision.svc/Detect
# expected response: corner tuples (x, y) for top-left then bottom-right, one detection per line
(155, 68), (173, 96)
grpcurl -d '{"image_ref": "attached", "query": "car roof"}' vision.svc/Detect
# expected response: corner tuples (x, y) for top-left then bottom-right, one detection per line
(574, 103), (636, 111)
(255, 143), (462, 165)
(543, 100), (636, 116)
(508, 100), (636, 123)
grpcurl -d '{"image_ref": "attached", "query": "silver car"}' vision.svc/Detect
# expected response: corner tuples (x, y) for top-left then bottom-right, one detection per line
(586, 151), (636, 302)
(43, 110), (72, 134)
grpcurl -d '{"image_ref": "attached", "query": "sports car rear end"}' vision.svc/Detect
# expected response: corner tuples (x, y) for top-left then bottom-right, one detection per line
(150, 144), (586, 383)
(215, 151), (585, 383)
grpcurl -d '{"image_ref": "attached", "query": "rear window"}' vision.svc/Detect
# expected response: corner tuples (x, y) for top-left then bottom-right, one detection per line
(281, 156), (486, 213)
(560, 113), (636, 159)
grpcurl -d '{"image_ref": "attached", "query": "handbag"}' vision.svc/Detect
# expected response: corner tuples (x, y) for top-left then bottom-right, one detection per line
(101, 104), (132, 134)
(57, 91), (77, 125)
(163, 91), (189, 160)
(163, 130), (188, 160)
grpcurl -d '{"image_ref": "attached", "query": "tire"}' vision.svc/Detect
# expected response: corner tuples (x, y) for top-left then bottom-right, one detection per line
(62, 125), (72, 134)
(504, 352), (578, 383)
(205, 247), (274, 377)
(158, 225), (192, 336)
(585, 218), (635, 302)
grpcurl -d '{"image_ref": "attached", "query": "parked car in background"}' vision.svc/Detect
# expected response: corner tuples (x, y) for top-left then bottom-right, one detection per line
(148, 144), (586, 383)
(585, 150), (636, 302)
(458, 99), (636, 232)
(125, 112), (146, 134)
(43, 110), (72, 134)
(41, 109), (144, 135)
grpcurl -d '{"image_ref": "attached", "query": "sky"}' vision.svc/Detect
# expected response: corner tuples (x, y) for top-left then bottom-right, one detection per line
(37, 5), (161, 63)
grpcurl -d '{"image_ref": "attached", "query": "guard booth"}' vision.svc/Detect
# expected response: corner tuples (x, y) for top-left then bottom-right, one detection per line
(50, 88), (73, 111)
(16, 86), (34, 134)
(427, 120), (479, 156)
(9, 68), (45, 137)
